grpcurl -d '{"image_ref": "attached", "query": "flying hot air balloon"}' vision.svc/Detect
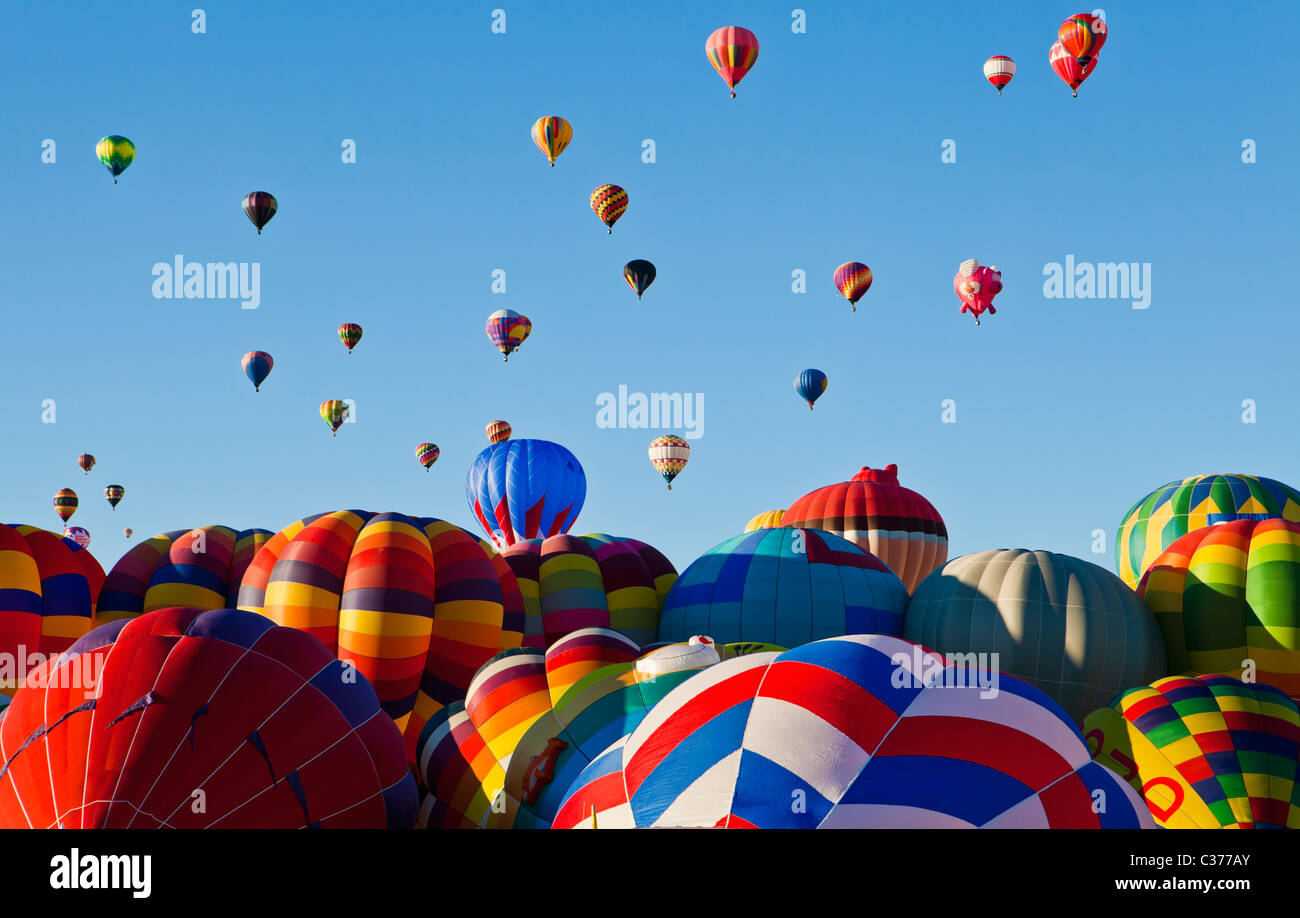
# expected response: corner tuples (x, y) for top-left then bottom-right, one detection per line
(486, 420), (512, 444)
(833, 262), (872, 310)
(983, 55), (1015, 94)
(62, 527), (91, 549)
(531, 116), (572, 166)
(242, 191), (278, 234)
(77, 453), (95, 475)
(241, 350), (273, 392)
(590, 184), (627, 233)
(794, 369), (828, 409)
(104, 485), (124, 510)
(416, 443), (440, 471)
(486, 309), (532, 361)
(53, 489), (78, 523)
(467, 439), (587, 549)
(648, 436), (690, 490)
(95, 135), (134, 183)
(1058, 12), (1107, 74)
(123, 528), (133, 539)
(338, 323), (363, 353)
(705, 27), (759, 98)
(954, 258), (1003, 324)
(1050, 41), (1097, 97)
(320, 400), (349, 436)
(623, 260), (656, 299)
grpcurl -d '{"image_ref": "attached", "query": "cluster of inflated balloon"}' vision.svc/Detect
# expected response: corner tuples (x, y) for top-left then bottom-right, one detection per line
(50, 453), (132, 549)
(983, 13), (1107, 99)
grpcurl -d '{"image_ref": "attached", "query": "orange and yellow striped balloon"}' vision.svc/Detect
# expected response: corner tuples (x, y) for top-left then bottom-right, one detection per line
(590, 184), (627, 233)
(530, 116), (572, 166)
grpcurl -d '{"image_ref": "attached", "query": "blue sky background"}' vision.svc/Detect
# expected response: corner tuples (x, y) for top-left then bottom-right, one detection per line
(1, 1), (1295, 579)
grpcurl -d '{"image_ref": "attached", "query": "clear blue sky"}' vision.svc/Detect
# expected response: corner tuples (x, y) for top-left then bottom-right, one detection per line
(2, 1), (1294, 579)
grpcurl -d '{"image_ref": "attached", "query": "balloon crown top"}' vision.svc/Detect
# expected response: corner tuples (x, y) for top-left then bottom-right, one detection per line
(852, 464), (899, 484)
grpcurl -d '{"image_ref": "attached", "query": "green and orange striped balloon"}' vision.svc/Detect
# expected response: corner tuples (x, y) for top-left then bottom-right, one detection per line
(338, 322), (363, 353)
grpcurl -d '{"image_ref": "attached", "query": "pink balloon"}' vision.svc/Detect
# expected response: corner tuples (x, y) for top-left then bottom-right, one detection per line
(953, 261), (1003, 325)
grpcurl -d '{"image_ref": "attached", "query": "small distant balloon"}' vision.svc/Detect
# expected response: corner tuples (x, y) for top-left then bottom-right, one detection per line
(795, 369), (828, 410)
(954, 258), (1003, 325)
(486, 309), (532, 362)
(590, 184), (627, 234)
(705, 26), (760, 98)
(833, 262), (873, 311)
(63, 527), (91, 549)
(339, 323), (363, 354)
(983, 56), (1015, 94)
(77, 453), (96, 475)
(623, 260), (656, 299)
(104, 484), (125, 510)
(486, 420), (512, 444)
(54, 488), (78, 523)
(648, 436), (690, 491)
(123, 528), (133, 539)
(416, 442), (441, 471)
(242, 191), (278, 234)
(320, 400), (349, 437)
(241, 351), (273, 391)
(531, 116), (572, 166)
(95, 135), (134, 183)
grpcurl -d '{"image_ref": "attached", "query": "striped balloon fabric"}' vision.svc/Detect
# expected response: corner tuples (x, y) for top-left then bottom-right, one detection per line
(484, 308), (532, 361)
(589, 184), (628, 233)
(1115, 473), (1300, 588)
(241, 190), (278, 234)
(782, 464), (947, 593)
(704, 26), (759, 98)
(647, 435), (689, 489)
(1138, 518), (1300, 697)
(1084, 675), (1300, 828)
(485, 419), (512, 444)
(466, 438), (587, 548)
(530, 115), (572, 166)
(499, 533), (677, 648)
(553, 634), (1155, 829)
(743, 509), (784, 532)
(832, 261), (873, 309)
(658, 527), (908, 648)
(982, 55), (1015, 93)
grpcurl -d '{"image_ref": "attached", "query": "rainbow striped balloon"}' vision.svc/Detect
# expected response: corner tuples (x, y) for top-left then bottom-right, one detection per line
(53, 489), (78, 523)
(705, 26), (759, 98)
(338, 322), (363, 353)
(485, 419), (512, 444)
(415, 442), (440, 471)
(530, 115), (572, 166)
(590, 184), (627, 233)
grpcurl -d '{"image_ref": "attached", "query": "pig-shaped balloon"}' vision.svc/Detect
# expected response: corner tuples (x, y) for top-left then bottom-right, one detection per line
(954, 259), (1002, 326)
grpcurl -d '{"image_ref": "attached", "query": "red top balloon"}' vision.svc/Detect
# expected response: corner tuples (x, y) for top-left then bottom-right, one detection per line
(953, 258), (1002, 326)
(705, 27), (759, 98)
(1057, 13), (1107, 73)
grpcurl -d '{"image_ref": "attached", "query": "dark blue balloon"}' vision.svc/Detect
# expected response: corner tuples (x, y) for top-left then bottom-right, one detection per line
(794, 368), (828, 409)
(466, 439), (587, 549)
(242, 351), (273, 392)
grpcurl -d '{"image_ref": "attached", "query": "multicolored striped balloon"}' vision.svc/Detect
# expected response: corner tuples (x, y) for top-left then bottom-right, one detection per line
(530, 115), (572, 166)
(1084, 675), (1300, 828)
(240, 350), (273, 391)
(338, 322), (363, 353)
(485, 309), (532, 361)
(648, 435), (689, 490)
(794, 368), (828, 409)
(743, 509), (785, 531)
(1058, 12), (1107, 72)
(983, 55), (1015, 94)
(95, 135), (134, 183)
(0, 607), (418, 828)
(659, 527), (907, 648)
(554, 634), (1155, 828)
(103, 484), (125, 510)
(415, 442), (440, 471)
(782, 464), (947, 593)
(905, 549), (1168, 723)
(485, 419), (512, 444)
(1138, 519), (1300, 697)
(77, 453), (95, 475)
(500, 533), (677, 648)
(622, 259), (655, 299)
(320, 399), (349, 435)
(589, 184), (627, 233)
(241, 190), (277, 234)
(705, 26), (759, 98)
(466, 438), (586, 549)
(832, 261), (872, 310)
(1115, 473), (1300, 588)
(53, 489), (78, 523)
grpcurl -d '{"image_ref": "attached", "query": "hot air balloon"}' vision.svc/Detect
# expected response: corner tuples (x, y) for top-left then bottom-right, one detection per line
(794, 368), (828, 409)
(53, 489), (78, 523)
(0, 524), (105, 703)
(783, 464), (947, 593)
(104, 484), (124, 510)
(833, 261), (872, 310)
(416, 442), (441, 471)
(622, 259), (656, 299)
(590, 184), (627, 233)
(705, 26), (760, 98)
(485, 309), (532, 361)
(954, 258), (1003, 324)
(320, 399), (349, 436)
(0, 607), (419, 828)
(743, 509), (784, 531)
(95, 135), (134, 183)
(76, 453), (95, 475)
(1050, 40), (1097, 97)
(242, 191), (277, 234)
(983, 55), (1015, 94)
(1115, 473), (1300, 588)
(659, 528), (908, 648)
(1084, 675), (1299, 828)
(648, 435), (689, 490)
(96, 525), (272, 623)
(554, 634), (1156, 829)
(499, 533), (677, 648)
(241, 350), (273, 391)
(1137, 518), (1300, 697)
(486, 420), (512, 444)
(467, 439), (587, 549)
(62, 527), (90, 549)
(123, 528), (132, 539)
(1058, 12), (1107, 73)
(531, 116), (572, 167)
(338, 322), (363, 353)
(904, 549), (1168, 723)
